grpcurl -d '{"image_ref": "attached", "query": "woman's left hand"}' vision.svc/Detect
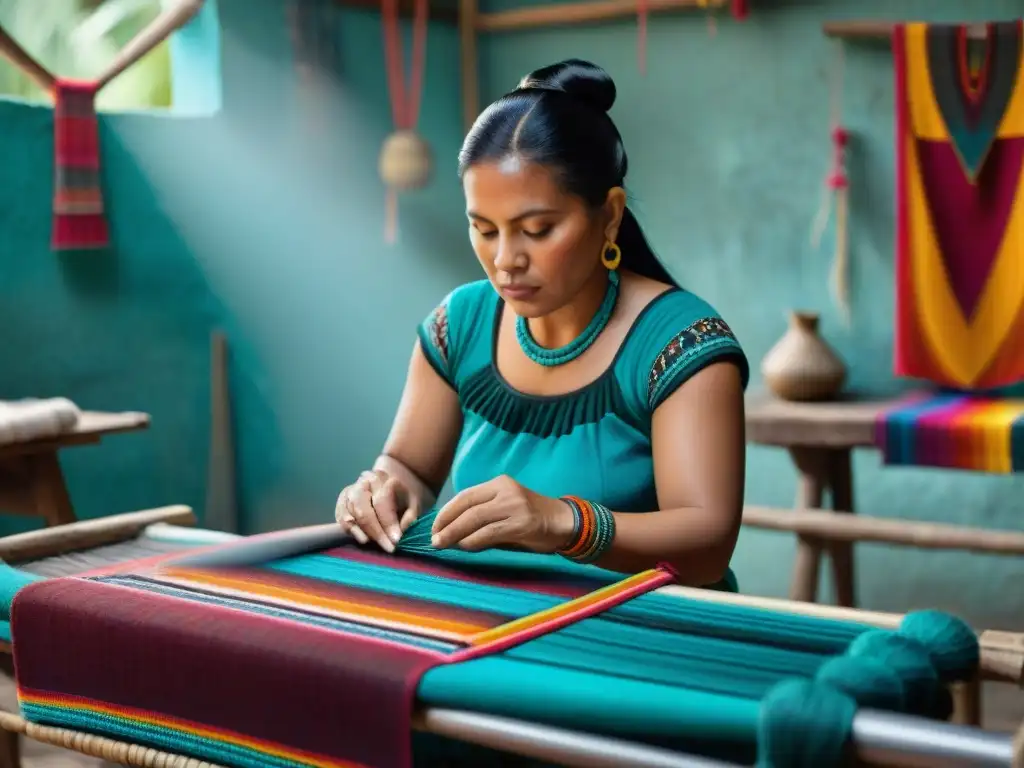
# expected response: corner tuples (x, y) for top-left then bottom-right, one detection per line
(431, 475), (576, 553)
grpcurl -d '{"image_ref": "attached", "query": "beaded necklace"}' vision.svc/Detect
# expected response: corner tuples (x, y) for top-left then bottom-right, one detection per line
(515, 271), (620, 367)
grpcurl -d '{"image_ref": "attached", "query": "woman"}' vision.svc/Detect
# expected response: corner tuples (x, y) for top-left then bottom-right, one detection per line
(336, 59), (748, 588)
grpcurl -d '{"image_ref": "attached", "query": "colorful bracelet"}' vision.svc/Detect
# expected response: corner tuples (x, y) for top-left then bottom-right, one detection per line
(557, 496), (616, 564)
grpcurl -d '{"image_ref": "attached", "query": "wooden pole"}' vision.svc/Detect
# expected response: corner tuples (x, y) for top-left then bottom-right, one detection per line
(205, 330), (238, 534)
(0, 27), (55, 93)
(459, 0), (480, 131)
(96, 0), (207, 90)
(742, 505), (1024, 554)
(822, 20), (992, 41)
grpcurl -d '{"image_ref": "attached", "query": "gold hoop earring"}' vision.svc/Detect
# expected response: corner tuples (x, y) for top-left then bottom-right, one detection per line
(601, 241), (622, 271)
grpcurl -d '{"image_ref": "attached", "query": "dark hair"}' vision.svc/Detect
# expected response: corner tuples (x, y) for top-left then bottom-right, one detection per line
(458, 59), (678, 287)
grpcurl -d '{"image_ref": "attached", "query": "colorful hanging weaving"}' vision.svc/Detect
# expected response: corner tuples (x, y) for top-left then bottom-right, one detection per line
(893, 22), (1024, 390)
(51, 80), (109, 251)
(875, 392), (1024, 473)
(8, 514), (983, 768)
(0, 3), (204, 253)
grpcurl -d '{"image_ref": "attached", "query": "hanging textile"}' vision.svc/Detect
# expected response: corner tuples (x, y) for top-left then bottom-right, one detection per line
(875, 392), (1024, 473)
(51, 80), (109, 251)
(0, 2), (205, 253)
(892, 22), (1024, 390)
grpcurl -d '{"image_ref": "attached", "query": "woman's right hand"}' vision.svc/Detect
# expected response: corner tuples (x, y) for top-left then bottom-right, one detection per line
(335, 469), (423, 553)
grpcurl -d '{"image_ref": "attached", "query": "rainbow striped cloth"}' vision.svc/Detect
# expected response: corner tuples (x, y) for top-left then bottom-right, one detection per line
(875, 392), (1024, 473)
(12, 537), (674, 768)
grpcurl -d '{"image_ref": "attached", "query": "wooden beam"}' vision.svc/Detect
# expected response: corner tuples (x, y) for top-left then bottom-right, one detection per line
(743, 505), (1024, 555)
(823, 19), (993, 41)
(477, 0), (726, 33)
(459, 0), (479, 130)
(333, 0), (459, 23)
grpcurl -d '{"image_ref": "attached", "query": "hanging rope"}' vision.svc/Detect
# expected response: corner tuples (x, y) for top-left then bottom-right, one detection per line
(810, 41), (851, 325)
(636, 0), (649, 75)
(380, 0), (431, 244)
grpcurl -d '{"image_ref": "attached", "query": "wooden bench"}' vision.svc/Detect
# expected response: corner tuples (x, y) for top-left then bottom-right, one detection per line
(746, 393), (911, 608)
(0, 411), (150, 528)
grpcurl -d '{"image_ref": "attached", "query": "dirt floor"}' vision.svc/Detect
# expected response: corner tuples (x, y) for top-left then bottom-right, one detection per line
(0, 673), (1021, 767)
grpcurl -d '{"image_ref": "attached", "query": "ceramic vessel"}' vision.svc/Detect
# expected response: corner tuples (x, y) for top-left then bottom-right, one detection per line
(761, 311), (846, 402)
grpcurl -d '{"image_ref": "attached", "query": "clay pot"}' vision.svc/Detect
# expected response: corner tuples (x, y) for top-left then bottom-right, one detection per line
(761, 311), (846, 402)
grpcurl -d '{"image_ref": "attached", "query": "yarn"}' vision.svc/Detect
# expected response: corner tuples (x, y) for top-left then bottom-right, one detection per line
(899, 609), (980, 682)
(757, 679), (856, 768)
(846, 630), (942, 716)
(814, 655), (905, 711)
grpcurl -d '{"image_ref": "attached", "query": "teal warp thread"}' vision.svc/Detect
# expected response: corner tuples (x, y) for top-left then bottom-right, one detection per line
(515, 270), (619, 366)
(387, 514), (984, 765)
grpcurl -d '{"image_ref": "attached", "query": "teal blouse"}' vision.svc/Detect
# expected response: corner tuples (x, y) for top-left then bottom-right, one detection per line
(416, 279), (749, 514)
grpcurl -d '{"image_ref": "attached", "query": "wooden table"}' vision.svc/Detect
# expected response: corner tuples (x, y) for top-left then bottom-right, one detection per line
(745, 394), (893, 608)
(0, 411), (150, 528)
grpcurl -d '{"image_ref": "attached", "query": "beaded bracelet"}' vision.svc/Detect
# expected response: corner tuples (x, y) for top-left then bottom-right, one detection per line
(557, 496), (616, 564)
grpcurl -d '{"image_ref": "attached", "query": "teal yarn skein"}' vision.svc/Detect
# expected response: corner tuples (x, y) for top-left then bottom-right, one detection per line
(899, 610), (980, 682)
(757, 610), (980, 766)
(757, 679), (857, 768)
(846, 630), (942, 717)
(814, 656), (905, 712)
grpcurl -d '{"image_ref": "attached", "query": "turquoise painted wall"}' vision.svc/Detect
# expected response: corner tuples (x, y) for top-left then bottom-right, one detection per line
(478, 0), (1024, 629)
(1, 0), (1022, 628)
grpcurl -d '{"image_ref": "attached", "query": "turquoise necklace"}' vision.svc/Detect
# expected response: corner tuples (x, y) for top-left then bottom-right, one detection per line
(515, 271), (620, 367)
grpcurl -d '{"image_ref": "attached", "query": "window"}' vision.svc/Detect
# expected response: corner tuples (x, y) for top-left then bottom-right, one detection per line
(0, 0), (217, 112)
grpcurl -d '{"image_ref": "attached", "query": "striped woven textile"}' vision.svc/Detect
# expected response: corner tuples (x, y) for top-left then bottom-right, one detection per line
(12, 543), (673, 768)
(51, 79), (109, 251)
(875, 392), (1024, 472)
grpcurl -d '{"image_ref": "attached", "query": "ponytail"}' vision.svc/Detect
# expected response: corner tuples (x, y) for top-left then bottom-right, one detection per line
(617, 207), (679, 288)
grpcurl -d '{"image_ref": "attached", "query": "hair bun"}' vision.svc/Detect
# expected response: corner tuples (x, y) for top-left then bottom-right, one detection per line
(516, 59), (616, 113)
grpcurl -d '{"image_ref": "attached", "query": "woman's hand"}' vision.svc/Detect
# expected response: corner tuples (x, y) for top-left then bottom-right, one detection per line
(431, 475), (576, 553)
(335, 470), (423, 552)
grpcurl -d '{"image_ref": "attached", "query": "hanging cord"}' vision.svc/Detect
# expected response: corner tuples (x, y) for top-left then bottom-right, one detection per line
(696, 0), (717, 37)
(810, 41), (851, 325)
(636, 0), (649, 75)
(382, 0), (428, 243)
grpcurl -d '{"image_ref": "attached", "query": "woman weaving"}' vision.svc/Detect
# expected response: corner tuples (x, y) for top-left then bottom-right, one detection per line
(336, 59), (749, 588)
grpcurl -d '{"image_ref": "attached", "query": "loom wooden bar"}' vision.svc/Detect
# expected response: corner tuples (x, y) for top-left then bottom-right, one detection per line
(0, 505), (195, 564)
(476, 0), (726, 32)
(0, 706), (1015, 768)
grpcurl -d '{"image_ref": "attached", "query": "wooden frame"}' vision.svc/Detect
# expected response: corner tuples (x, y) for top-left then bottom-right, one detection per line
(334, 0), (733, 129)
(823, 20), (995, 41)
